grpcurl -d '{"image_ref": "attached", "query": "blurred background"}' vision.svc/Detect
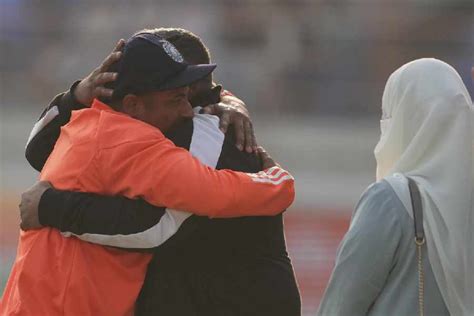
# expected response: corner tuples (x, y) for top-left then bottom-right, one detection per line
(1, 0), (473, 314)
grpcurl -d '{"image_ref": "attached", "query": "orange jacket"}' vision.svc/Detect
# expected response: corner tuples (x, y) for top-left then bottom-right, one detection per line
(1, 100), (294, 316)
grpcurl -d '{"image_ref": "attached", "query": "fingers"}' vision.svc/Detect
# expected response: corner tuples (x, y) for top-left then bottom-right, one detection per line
(18, 181), (50, 230)
(204, 102), (257, 152)
(233, 118), (245, 151)
(201, 103), (256, 154)
(244, 120), (257, 153)
(219, 111), (230, 134)
(75, 41), (122, 106)
(100, 39), (125, 71)
(89, 72), (118, 99)
(229, 113), (257, 153)
(94, 72), (118, 85)
(112, 38), (126, 53)
(94, 86), (114, 98)
(221, 94), (249, 116)
(100, 51), (122, 72)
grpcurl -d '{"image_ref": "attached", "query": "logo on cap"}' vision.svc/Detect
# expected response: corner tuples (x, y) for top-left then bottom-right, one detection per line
(162, 40), (184, 63)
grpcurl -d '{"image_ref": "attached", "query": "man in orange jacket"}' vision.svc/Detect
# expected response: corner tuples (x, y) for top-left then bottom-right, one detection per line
(1, 32), (295, 316)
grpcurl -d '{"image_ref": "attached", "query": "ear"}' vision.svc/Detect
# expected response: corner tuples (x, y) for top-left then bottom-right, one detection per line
(122, 94), (145, 119)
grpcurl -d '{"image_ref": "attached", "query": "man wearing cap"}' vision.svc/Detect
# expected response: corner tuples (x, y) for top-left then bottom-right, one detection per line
(1, 32), (295, 316)
(15, 28), (301, 316)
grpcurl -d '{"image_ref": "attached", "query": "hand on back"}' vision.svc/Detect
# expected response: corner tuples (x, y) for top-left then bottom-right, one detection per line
(19, 181), (52, 230)
(201, 94), (258, 153)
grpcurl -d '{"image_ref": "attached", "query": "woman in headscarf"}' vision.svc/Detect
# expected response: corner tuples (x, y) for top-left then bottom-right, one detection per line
(317, 58), (473, 316)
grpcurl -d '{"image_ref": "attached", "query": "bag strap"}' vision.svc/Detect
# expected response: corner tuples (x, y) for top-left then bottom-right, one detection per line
(407, 177), (425, 316)
(408, 177), (425, 243)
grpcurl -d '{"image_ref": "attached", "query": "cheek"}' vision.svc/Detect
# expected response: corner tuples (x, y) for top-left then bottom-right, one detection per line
(158, 110), (180, 131)
(142, 106), (167, 130)
(163, 109), (178, 121)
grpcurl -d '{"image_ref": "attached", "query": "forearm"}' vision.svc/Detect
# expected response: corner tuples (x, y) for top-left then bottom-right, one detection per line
(146, 153), (294, 218)
(101, 141), (294, 218)
(38, 188), (185, 249)
(25, 81), (85, 171)
(39, 188), (162, 235)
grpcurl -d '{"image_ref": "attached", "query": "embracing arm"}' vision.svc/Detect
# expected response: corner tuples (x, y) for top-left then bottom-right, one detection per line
(200, 86), (257, 153)
(36, 119), (197, 249)
(23, 115), (281, 248)
(25, 83), (86, 171)
(39, 188), (181, 249)
(25, 40), (124, 171)
(94, 129), (293, 218)
(317, 182), (402, 316)
(20, 180), (195, 250)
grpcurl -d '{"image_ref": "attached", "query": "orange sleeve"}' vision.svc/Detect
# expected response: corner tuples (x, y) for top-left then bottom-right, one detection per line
(99, 136), (295, 218)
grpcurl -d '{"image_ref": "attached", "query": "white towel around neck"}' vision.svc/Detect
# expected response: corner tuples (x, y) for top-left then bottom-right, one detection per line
(374, 58), (473, 315)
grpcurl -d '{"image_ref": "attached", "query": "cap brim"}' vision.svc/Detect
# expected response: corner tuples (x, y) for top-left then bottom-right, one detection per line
(156, 64), (217, 91)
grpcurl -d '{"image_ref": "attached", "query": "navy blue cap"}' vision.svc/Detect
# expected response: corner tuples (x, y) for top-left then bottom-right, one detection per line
(112, 32), (216, 98)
